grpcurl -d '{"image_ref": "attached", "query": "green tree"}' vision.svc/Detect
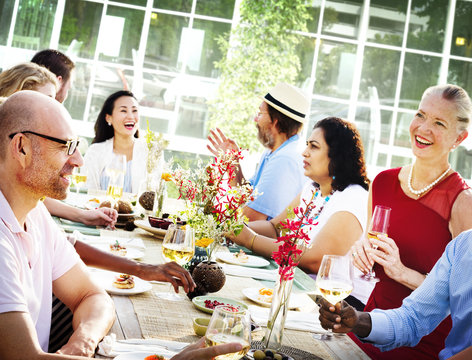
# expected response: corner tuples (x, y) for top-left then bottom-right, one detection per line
(208, 0), (310, 152)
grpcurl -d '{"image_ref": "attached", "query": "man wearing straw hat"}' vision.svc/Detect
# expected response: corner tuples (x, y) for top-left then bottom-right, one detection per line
(208, 82), (310, 221)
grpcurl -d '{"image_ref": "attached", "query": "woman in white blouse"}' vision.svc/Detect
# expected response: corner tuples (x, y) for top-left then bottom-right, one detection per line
(84, 90), (147, 194)
(230, 117), (372, 308)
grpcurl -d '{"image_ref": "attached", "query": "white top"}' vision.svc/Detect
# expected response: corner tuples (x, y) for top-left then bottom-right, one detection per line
(83, 137), (149, 194)
(0, 191), (80, 351)
(299, 181), (374, 304)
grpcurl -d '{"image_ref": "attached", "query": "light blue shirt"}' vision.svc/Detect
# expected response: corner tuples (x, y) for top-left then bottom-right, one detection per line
(364, 230), (472, 359)
(248, 134), (305, 219)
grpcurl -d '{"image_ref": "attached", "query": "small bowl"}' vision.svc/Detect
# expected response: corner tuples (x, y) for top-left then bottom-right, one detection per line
(148, 216), (173, 229)
(192, 317), (210, 336)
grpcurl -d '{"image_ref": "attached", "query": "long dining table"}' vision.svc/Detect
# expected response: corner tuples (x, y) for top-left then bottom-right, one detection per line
(77, 222), (371, 360)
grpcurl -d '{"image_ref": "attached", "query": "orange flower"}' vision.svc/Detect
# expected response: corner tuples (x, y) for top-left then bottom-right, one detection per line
(161, 172), (172, 181)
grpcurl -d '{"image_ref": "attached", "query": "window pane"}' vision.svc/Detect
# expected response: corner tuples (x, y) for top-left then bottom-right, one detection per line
(314, 40), (357, 99)
(306, 0), (322, 33)
(399, 53), (441, 109)
(153, 0), (192, 12)
(295, 35), (315, 88)
(176, 94), (210, 138)
(359, 46), (401, 106)
(406, 0), (448, 53)
(448, 59), (472, 96)
(145, 13), (189, 71)
(89, 65), (128, 122)
(63, 62), (91, 120)
(307, 100), (349, 132)
(189, 19), (231, 77)
(195, 0), (235, 19)
(322, 0), (363, 40)
(451, 0), (472, 59)
(59, 0), (102, 59)
(13, 0), (57, 51)
(98, 6), (144, 63)
(393, 111), (413, 147)
(367, 0), (407, 46)
(0, 0), (14, 45)
(113, 0), (146, 6)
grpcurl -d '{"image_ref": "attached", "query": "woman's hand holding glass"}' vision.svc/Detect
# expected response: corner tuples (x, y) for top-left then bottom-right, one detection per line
(205, 305), (251, 360)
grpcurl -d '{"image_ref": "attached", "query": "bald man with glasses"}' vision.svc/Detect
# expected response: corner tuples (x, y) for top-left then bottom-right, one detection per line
(0, 91), (242, 360)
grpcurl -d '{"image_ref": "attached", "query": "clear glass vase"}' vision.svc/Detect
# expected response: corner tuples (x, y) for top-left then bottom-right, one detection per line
(263, 274), (294, 350)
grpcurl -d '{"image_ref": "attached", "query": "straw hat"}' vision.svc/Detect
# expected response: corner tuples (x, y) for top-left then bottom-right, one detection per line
(263, 82), (310, 123)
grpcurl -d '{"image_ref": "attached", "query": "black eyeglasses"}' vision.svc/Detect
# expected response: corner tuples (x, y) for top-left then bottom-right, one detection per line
(9, 131), (80, 156)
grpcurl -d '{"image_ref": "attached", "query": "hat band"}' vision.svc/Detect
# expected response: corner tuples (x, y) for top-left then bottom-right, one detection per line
(264, 93), (305, 119)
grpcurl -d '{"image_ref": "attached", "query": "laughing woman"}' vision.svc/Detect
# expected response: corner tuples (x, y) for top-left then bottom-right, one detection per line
(84, 90), (147, 194)
(350, 84), (472, 360)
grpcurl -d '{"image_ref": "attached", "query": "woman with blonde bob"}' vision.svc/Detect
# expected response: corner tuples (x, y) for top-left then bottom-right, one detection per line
(0, 62), (58, 97)
(350, 84), (472, 359)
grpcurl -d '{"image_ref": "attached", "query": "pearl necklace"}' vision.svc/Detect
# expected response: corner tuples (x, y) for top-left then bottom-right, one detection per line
(408, 164), (451, 197)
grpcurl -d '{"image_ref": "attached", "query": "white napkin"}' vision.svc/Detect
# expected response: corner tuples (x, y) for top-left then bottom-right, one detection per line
(248, 305), (329, 334)
(97, 334), (188, 357)
(220, 263), (278, 281)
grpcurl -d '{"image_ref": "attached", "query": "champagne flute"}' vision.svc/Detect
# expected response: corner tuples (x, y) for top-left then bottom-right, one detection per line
(156, 224), (195, 301)
(106, 153), (126, 200)
(205, 305), (251, 360)
(361, 205), (391, 282)
(313, 255), (353, 340)
(71, 166), (87, 194)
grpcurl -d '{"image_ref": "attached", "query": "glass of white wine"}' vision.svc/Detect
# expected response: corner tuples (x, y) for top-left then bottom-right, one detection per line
(105, 153), (126, 200)
(314, 254), (353, 341)
(71, 166), (87, 194)
(361, 205), (391, 283)
(156, 224), (195, 301)
(205, 305), (251, 360)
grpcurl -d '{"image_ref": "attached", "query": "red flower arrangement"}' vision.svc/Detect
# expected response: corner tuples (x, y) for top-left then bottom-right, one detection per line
(272, 190), (320, 281)
(171, 149), (255, 260)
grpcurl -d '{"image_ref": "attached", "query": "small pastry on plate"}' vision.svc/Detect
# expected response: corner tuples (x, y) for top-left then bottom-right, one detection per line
(109, 240), (127, 256)
(233, 249), (249, 263)
(112, 274), (135, 289)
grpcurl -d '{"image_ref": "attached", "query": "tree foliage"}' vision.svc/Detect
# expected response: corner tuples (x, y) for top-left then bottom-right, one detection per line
(208, 0), (310, 152)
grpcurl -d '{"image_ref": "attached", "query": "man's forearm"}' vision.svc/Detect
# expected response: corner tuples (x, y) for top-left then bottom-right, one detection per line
(67, 293), (115, 356)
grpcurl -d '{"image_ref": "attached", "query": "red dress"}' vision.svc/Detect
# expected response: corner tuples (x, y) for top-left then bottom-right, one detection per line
(349, 168), (469, 360)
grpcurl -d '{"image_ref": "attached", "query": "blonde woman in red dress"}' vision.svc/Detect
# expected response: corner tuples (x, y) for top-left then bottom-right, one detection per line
(350, 84), (472, 360)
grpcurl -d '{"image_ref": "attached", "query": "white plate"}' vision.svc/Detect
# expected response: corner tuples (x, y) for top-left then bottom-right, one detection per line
(92, 244), (144, 260)
(135, 219), (167, 238)
(216, 252), (270, 268)
(242, 287), (303, 309)
(83, 198), (102, 210)
(114, 350), (175, 360)
(91, 270), (152, 296)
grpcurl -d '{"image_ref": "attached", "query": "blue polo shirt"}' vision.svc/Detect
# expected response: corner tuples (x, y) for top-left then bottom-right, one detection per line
(248, 134), (306, 219)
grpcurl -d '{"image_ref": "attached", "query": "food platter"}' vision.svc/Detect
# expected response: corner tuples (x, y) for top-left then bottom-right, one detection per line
(242, 287), (303, 309)
(91, 270), (152, 295)
(192, 295), (248, 314)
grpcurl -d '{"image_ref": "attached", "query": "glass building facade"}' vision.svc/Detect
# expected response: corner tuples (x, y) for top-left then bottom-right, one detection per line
(1, 0), (472, 179)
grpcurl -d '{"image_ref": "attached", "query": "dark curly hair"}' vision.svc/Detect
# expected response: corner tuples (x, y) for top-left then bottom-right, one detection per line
(313, 117), (370, 191)
(92, 90), (139, 144)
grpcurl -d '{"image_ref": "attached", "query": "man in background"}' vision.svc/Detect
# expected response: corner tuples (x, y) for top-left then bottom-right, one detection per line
(208, 82), (310, 221)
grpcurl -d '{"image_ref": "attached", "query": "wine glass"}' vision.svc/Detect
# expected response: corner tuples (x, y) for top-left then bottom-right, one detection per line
(361, 205), (391, 282)
(71, 166), (87, 194)
(105, 153), (126, 200)
(205, 305), (251, 360)
(155, 224), (195, 301)
(313, 255), (353, 340)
